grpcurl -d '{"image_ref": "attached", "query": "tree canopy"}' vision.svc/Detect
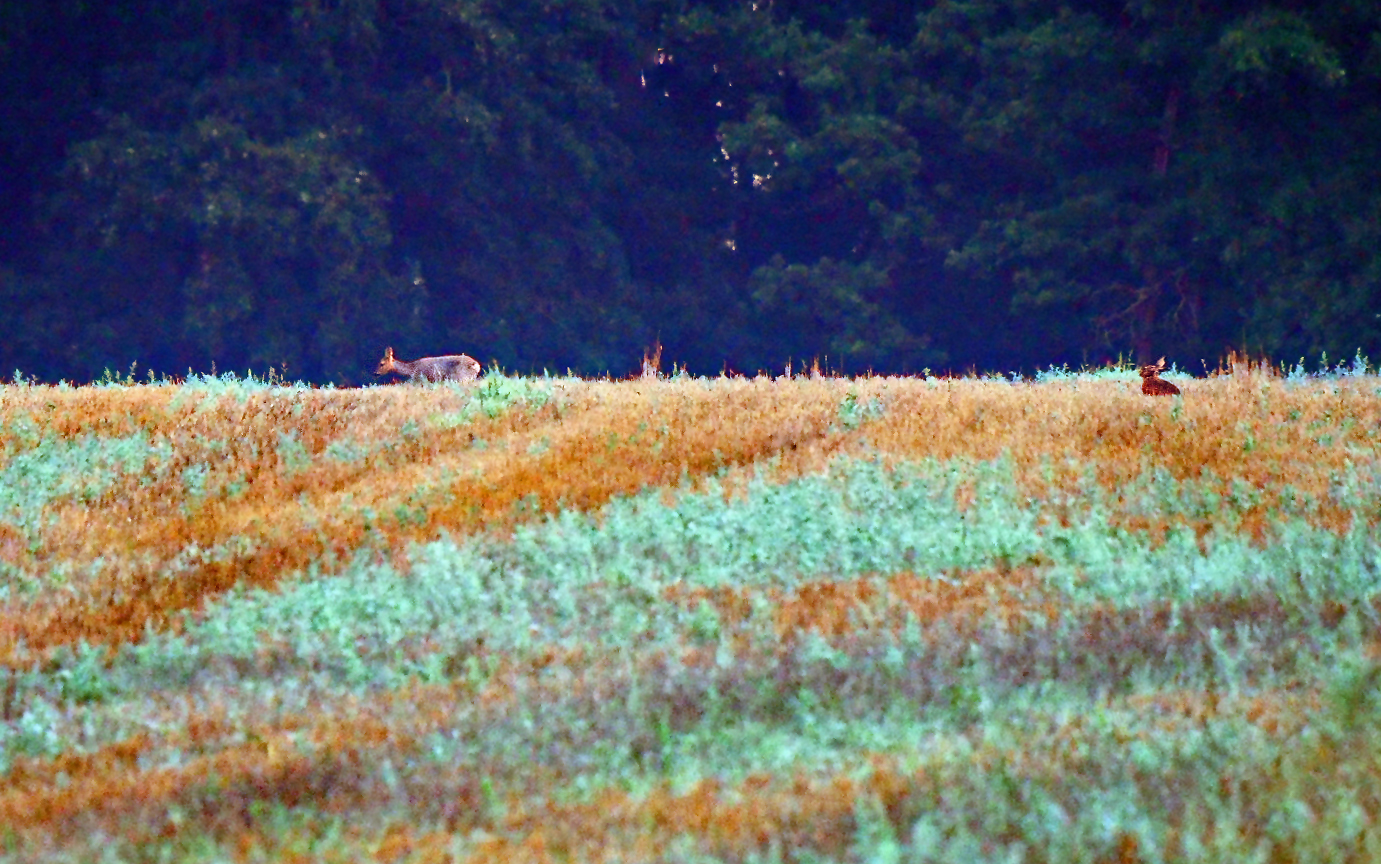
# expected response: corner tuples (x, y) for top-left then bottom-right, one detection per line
(1, 0), (1377, 382)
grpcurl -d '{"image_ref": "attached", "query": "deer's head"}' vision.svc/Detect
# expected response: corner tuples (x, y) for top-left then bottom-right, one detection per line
(376, 347), (397, 376)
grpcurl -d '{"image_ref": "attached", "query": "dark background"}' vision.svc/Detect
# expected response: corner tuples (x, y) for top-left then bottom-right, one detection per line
(2, 0), (1378, 383)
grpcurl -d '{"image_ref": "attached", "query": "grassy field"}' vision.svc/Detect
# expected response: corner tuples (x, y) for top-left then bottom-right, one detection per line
(1, 360), (1380, 862)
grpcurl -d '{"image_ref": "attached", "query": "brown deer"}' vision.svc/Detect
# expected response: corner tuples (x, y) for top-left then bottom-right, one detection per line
(1139, 357), (1180, 396)
(376, 347), (481, 383)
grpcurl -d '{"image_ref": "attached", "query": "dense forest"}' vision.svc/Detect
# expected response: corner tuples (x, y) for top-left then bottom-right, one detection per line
(1, 0), (1378, 383)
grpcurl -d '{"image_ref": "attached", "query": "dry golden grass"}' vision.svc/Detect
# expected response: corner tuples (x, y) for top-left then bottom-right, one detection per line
(663, 566), (1059, 646)
(2, 368), (1375, 664)
(3, 658), (1329, 863)
(1, 367), (1379, 860)
(0, 563), (1348, 859)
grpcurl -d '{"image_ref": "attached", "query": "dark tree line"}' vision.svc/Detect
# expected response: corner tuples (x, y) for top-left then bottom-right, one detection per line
(2, 0), (1378, 383)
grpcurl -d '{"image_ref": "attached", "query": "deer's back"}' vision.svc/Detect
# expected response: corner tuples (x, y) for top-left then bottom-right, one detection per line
(1141, 376), (1180, 396)
(415, 354), (481, 382)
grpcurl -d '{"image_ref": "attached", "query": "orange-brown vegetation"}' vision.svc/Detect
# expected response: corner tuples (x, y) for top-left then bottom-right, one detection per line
(2, 368), (1375, 664)
(664, 567), (1058, 643)
(1, 367), (1378, 859)
(0, 582), (1350, 860)
(4, 659), (1332, 861)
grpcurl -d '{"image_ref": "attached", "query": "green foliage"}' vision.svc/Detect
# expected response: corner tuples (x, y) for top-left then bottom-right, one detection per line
(0, 698), (65, 771)
(1320, 648), (1381, 736)
(5, 0), (1380, 381)
(58, 112), (413, 381)
(750, 257), (934, 370)
(919, 2), (1381, 364)
(49, 642), (118, 705)
(0, 432), (170, 532)
(427, 372), (568, 427)
(836, 389), (884, 429)
(464, 373), (556, 419)
(5, 384), (1381, 857)
(1040, 467), (1381, 607)
(1216, 10), (1346, 88)
(58, 446), (1374, 708)
(340, 0), (661, 375)
(275, 432), (313, 476)
(18, 454), (1023, 696)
